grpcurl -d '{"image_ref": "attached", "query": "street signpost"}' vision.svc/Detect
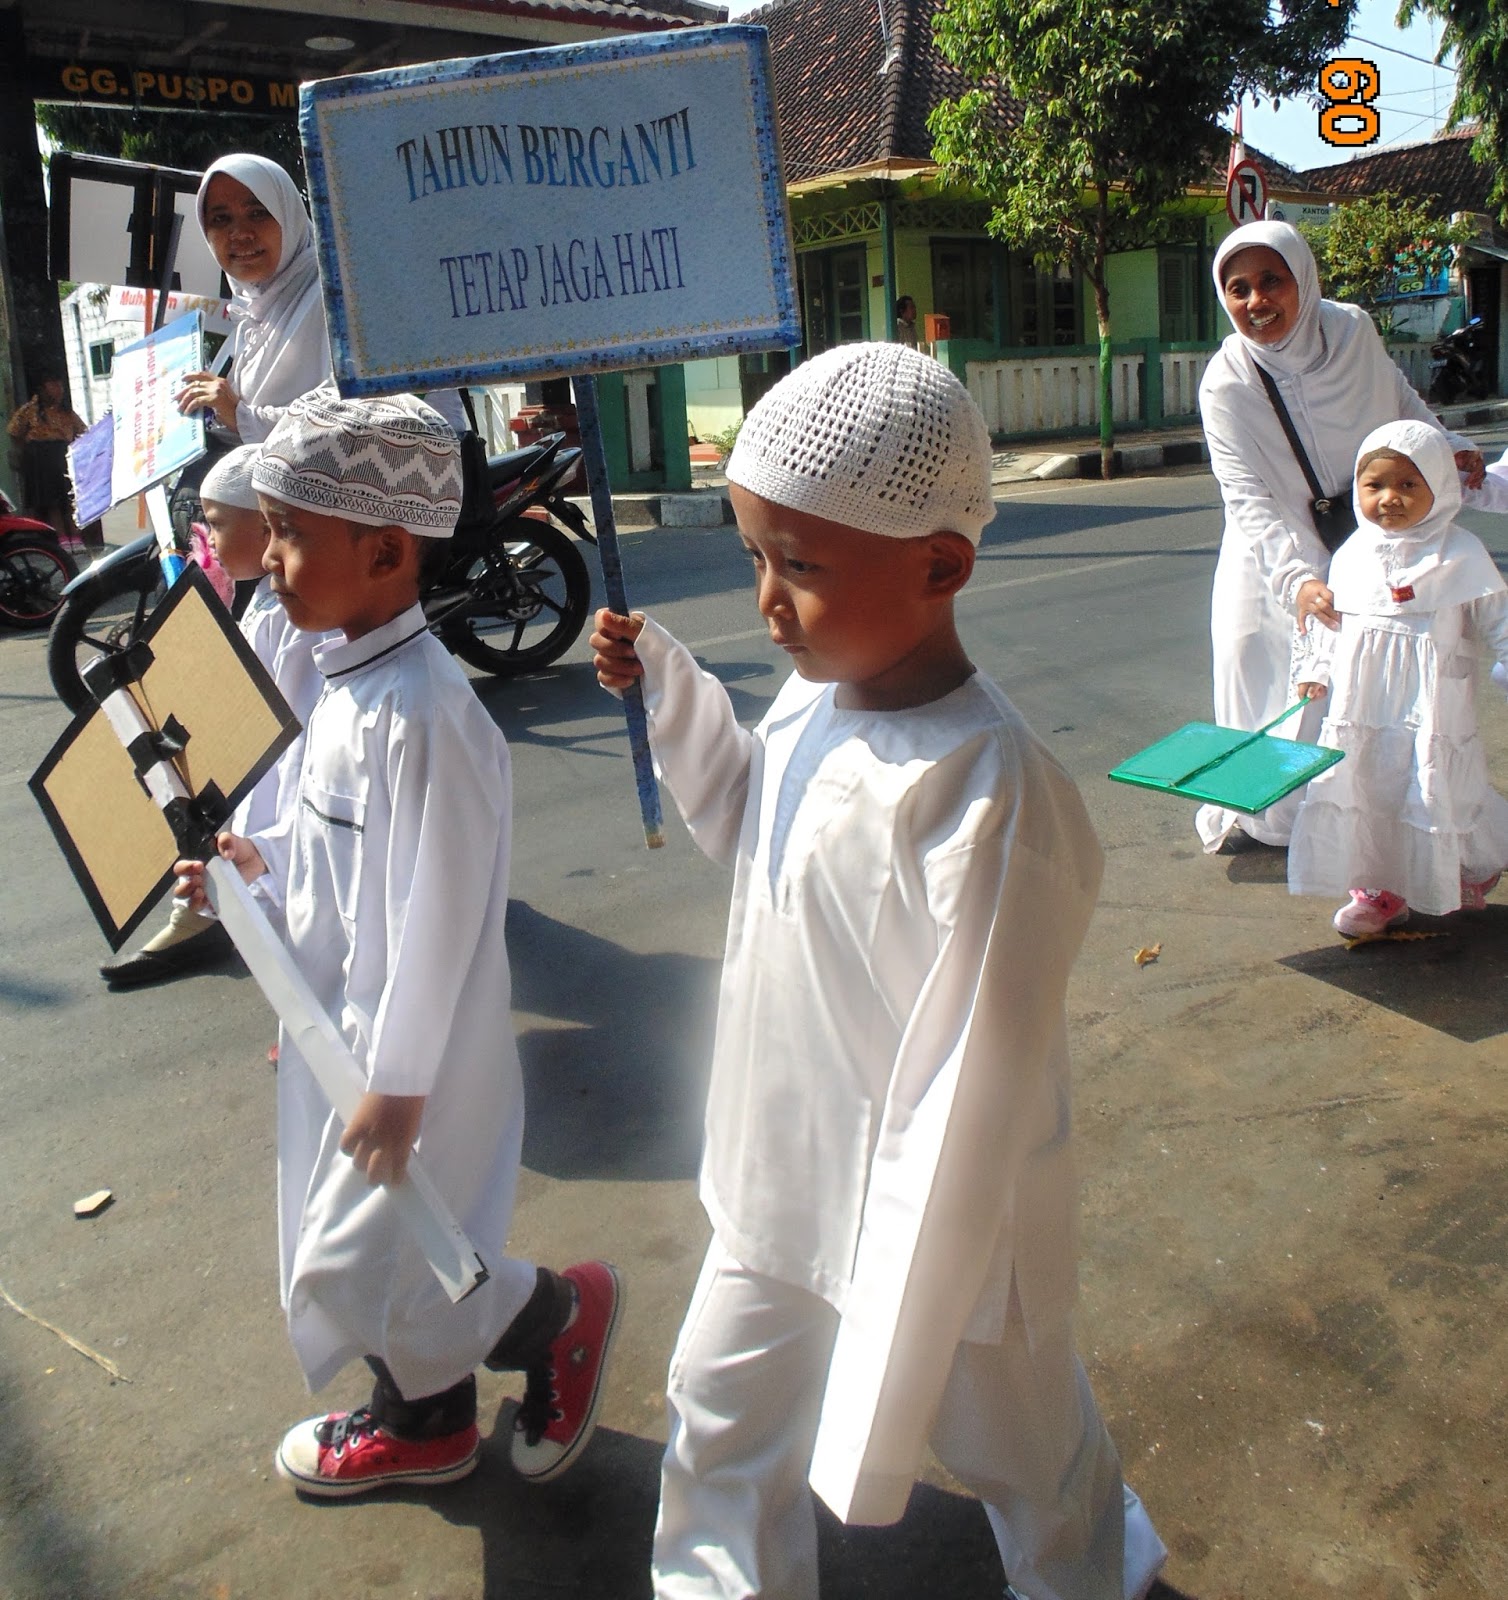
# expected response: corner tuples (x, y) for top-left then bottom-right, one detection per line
(1226, 158), (1268, 227)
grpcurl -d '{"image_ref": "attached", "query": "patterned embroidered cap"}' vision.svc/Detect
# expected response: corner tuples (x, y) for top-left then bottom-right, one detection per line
(199, 444), (263, 511)
(727, 342), (995, 545)
(254, 384), (463, 538)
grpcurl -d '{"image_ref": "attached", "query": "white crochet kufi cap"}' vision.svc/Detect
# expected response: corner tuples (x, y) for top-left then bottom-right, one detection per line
(199, 444), (263, 511)
(254, 384), (462, 538)
(727, 343), (995, 544)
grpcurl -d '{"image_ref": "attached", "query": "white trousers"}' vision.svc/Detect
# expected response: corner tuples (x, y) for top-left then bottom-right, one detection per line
(652, 1239), (1166, 1600)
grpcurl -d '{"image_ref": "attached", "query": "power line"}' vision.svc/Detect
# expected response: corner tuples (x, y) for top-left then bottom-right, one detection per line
(1349, 34), (1457, 72)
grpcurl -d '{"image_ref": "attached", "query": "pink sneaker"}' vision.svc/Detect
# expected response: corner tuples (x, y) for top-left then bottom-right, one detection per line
(275, 1407), (480, 1497)
(1459, 872), (1502, 912)
(511, 1261), (623, 1482)
(1333, 889), (1409, 937)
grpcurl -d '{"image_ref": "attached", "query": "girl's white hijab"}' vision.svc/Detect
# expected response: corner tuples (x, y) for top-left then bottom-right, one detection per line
(196, 154), (319, 330)
(1331, 418), (1502, 613)
(1212, 221), (1325, 378)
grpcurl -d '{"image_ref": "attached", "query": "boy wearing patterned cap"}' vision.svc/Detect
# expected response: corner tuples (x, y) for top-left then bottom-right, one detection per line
(177, 386), (621, 1498)
(592, 344), (1166, 1600)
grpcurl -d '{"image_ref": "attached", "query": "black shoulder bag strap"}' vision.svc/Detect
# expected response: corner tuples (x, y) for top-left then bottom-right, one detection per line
(1251, 362), (1355, 554)
(1252, 363), (1324, 502)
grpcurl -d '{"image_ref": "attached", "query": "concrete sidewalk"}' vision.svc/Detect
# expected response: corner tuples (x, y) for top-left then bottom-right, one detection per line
(594, 398), (1508, 531)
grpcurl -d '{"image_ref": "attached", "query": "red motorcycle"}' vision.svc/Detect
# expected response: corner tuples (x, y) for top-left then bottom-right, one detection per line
(0, 488), (78, 630)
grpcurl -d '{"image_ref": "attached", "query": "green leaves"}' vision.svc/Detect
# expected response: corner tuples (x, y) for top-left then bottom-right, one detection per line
(1303, 192), (1477, 337)
(1399, 0), (1508, 223)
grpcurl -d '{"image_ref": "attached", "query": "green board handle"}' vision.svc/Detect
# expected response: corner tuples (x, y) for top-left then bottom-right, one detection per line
(1170, 699), (1310, 788)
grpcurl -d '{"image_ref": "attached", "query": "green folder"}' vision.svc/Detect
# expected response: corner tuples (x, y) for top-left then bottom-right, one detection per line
(1108, 701), (1343, 813)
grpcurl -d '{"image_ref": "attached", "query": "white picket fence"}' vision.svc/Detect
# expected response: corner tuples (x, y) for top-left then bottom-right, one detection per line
(1386, 341), (1433, 397)
(965, 340), (1435, 437)
(967, 350), (1141, 437)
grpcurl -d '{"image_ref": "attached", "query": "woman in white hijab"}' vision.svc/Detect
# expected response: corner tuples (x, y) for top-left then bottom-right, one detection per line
(174, 154), (333, 445)
(1195, 220), (1483, 853)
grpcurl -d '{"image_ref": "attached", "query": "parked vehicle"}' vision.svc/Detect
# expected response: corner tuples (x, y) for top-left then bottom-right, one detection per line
(46, 433), (594, 714)
(0, 488), (78, 631)
(1427, 316), (1493, 406)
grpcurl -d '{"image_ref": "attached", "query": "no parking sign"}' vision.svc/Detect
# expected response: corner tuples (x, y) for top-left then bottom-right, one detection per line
(1226, 159), (1268, 227)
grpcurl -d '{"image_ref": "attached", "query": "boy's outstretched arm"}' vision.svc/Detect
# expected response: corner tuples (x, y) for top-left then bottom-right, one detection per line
(591, 608), (754, 867)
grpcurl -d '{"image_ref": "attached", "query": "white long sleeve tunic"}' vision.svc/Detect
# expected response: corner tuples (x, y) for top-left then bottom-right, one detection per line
(254, 606), (528, 1398)
(232, 577), (327, 844)
(635, 620), (1104, 1526)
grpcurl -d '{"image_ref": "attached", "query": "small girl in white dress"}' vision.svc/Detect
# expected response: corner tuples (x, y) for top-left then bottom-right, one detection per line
(1289, 419), (1508, 936)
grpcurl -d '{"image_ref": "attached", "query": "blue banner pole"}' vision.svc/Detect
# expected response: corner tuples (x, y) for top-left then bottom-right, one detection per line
(571, 374), (665, 849)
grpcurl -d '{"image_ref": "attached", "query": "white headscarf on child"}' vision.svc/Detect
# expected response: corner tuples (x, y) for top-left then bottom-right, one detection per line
(199, 444), (262, 510)
(1328, 419), (1505, 616)
(254, 384), (462, 538)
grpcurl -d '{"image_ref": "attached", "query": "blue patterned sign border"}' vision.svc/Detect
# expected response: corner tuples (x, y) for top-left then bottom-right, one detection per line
(301, 25), (799, 396)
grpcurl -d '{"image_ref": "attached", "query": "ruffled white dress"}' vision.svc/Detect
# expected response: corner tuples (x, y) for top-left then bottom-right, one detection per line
(1289, 423), (1508, 914)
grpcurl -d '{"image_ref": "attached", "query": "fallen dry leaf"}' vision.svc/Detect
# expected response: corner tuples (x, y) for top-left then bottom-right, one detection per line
(1134, 943), (1162, 967)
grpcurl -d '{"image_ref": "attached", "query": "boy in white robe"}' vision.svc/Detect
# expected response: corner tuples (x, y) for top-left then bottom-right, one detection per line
(592, 344), (1168, 1600)
(176, 387), (621, 1498)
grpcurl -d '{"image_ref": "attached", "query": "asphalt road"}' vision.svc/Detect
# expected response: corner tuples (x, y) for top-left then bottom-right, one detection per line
(2, 435), (1506, 1600)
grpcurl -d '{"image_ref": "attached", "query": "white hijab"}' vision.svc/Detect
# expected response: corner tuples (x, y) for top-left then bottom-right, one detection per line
(197, 154), (332, 442)
(1329, 419), (1504, 614)
(1212, 221), (1325, 377)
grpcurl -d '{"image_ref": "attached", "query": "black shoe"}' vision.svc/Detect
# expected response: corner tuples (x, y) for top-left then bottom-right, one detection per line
(100, 921), (235, 987)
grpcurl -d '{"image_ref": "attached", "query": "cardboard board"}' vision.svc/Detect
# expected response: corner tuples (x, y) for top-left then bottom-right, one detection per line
(30, 565), (300, 948)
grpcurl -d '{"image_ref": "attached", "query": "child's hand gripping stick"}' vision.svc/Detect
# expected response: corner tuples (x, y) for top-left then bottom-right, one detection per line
(205, 858), (489, 1304)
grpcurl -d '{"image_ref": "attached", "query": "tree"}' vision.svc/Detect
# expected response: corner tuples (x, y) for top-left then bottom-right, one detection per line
(1397, 0), (1508, 225)
(1300, 192), (1476, 338)
(36, 104), (303, 185)
(929, 0), (1357, 477)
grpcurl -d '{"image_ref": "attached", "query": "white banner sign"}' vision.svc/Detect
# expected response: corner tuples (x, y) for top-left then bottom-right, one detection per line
(301, 25), (800, 396)
(106, 285), (233, 334)
(108, 312), (207, 503)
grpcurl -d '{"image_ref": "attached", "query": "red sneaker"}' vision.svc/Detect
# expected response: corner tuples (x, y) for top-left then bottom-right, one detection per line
(275, 1407), (480, 1497)
(511, 1261), (623, 1483)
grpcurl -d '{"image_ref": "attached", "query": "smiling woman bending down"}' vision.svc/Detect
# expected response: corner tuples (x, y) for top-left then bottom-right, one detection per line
(1194, 220), (1483, 855)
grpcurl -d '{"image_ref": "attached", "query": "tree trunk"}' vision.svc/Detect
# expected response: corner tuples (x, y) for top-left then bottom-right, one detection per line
(1093, 189), (1115, 480)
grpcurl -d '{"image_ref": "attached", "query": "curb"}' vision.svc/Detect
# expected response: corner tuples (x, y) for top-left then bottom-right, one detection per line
(1031, 439), (1211, 481)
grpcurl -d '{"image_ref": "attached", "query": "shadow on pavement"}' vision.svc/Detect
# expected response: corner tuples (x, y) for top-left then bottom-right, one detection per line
(303, 1405), (1011, 1599)
(507, 899), (717, 1184)
(1279, 906), (1508, 1043)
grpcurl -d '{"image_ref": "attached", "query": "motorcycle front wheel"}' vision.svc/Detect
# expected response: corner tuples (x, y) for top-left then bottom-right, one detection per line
(445, 517), (591, 676)
(0, 538), (77, 632)
(47, 552), (167, 714)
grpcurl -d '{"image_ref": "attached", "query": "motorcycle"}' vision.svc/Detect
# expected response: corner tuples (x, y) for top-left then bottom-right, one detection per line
(46, 431), (595, 715)
(0, 488), (79, 631)
(1427, 315), (1494, 406)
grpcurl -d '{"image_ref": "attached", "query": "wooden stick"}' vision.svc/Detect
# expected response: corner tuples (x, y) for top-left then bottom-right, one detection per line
(0, 1280), (129, 1383)
(571, 374), (665, 849)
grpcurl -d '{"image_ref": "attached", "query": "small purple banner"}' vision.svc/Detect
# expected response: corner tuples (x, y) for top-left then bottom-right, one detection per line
(69, 416), (115, 528)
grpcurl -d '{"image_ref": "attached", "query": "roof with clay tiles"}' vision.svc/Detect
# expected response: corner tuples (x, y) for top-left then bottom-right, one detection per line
(1300, 126), (1492, 214)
